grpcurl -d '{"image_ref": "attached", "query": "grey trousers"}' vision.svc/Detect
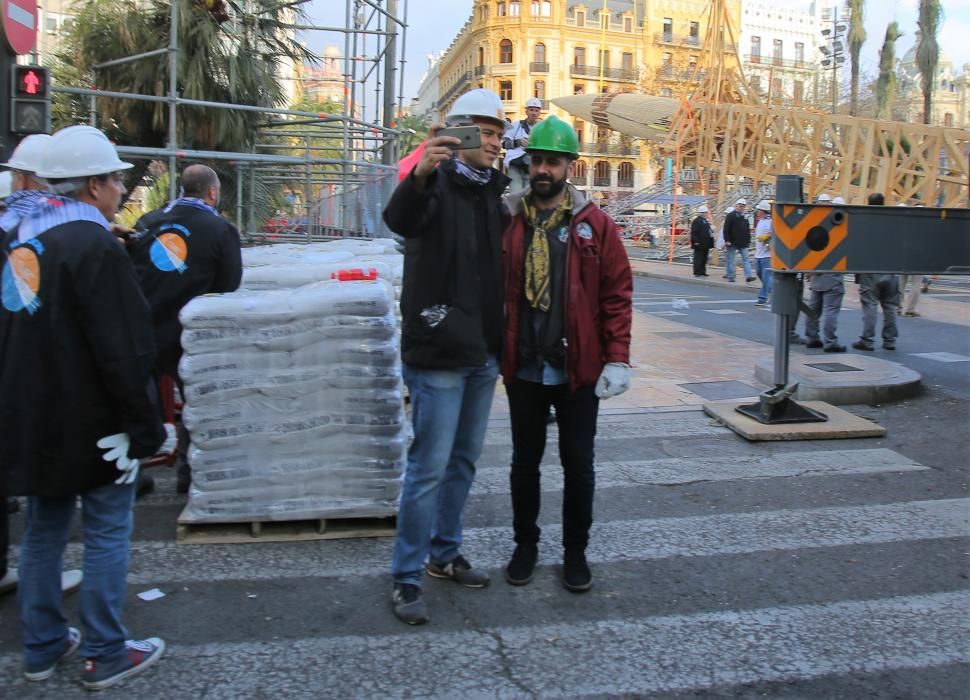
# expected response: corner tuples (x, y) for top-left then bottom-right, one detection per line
(805, 285), (845, 347)
(859, 274), (900, 343)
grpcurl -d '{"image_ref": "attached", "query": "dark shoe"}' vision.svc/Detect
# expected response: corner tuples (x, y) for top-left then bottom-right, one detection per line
(24, 627), (81, 681)
(902, 311), (921, 317)
(175, 460), (191, 494)
(746, 276), (756, 282)
(754, 300), (768, 307)
(805, 339), (823, 349)
(824, 344), (847, 353)
(562, 550), (592, 593)
(391, 583), (429, 625)
(852, 340), (874, 351)
(81, 638), (164, 691)
(883, 342), (896, 350)
(504, 545), (538, 586)
(135, 473), (154, 500)
(789, 335), (806, 345)
(427, 554), (490, 588)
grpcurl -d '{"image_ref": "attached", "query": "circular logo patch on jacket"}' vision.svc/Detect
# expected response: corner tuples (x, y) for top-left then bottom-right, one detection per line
(577, 222), (593, 239)
(2, 245), (42, 314)
(150, 224), (191, 273)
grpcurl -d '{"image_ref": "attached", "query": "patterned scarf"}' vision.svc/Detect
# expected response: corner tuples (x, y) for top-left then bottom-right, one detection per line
(453, 157), (492, 186)
(164, 197), (219, 216)
(521, 191), (572, 312)
(14, 195), (109, 242)
(0, 189), (53, 236)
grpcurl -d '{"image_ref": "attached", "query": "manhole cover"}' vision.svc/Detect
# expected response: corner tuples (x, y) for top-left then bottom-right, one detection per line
(655, 331), (709, 339)
(805, 362), (864, 373)
(679, 380), (763, 399)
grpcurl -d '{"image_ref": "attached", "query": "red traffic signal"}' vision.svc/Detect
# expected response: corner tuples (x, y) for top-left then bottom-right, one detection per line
(13, 65), (49, 98)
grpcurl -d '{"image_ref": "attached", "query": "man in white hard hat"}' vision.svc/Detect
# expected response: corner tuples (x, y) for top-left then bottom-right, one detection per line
(0, 125), (170, 690)
(722, 197), (755, 283)
(382, 88), (509, 625)
(503, 96), (543, 192)
(752, 200), (774, 306)
(689, 203), (714, 276)
(0, 133), (84, 602)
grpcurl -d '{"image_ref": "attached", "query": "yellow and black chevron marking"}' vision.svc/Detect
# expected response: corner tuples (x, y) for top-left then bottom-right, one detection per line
(771, 204), (849, 271)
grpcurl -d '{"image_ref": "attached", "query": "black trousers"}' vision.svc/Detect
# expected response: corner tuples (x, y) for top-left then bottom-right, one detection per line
(692, 245), (711, 275)
(506, 378), (599, 552)
(1, 473), (8, 579)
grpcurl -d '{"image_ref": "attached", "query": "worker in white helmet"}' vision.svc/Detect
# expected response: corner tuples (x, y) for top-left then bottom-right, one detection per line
(382, 89), (509, 625)
(503, 96), (544, 192)
(0, 125), (171, 690)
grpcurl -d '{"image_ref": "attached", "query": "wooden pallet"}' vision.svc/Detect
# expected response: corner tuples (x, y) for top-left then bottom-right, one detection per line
(176, 514), (396, 545)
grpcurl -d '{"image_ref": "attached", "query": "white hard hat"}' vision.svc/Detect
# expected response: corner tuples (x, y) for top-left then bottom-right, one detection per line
(832, 196), (846, 205)
(525, 97), (543, 109)
(735, 197), (747, 206)
(755, 200), (772, 212)
(725, 206), (735, 214)
(816, 193), (832, 202)
(696, 204), (708, 213)
(2, 134), (52, 173)
(0, 171), (12, 198)
(446, 88), (506, 126)
(35, 125), (133, 180)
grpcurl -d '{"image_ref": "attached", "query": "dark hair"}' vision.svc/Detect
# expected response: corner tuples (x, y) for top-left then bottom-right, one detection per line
(180, 164), (219, 198)
(867, 193), (885, 205)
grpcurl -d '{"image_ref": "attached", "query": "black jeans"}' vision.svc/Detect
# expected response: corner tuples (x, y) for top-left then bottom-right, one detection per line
(692, 245), (710, 275)
(506, 378), (599, 552)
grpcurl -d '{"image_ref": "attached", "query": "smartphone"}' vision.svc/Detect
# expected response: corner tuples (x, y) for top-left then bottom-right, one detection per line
(437, 125), (482, 150)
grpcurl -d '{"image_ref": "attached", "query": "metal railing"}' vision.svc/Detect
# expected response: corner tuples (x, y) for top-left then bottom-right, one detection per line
(745, 54), (813, 70)
(580, 142), (640, 156)
(569, 64), (638, 81)
(529, 61), (549, 73)
(474, 65), (487, 77)
(654, 32), (702, 48)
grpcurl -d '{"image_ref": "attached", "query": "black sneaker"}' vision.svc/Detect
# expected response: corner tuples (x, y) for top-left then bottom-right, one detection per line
(427, 555), (490, 588)
(81, 638), (164, 691)
(805, 339), (823, 348)
(562, 550), (592, 593)
(789, 335), (807, 345)
(824, 344), (847, 353)
(852, 340), (874, 351)
(504, 545), (538, 586)
(391, 583), (429, 625)
(746, 276), (757, 282)
(135, 473), (154, 500)
(883, 341), (896, 350)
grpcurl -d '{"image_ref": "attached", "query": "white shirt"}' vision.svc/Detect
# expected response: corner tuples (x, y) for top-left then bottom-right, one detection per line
(503, 119), (533, 167)
(754, 217), (772, 259)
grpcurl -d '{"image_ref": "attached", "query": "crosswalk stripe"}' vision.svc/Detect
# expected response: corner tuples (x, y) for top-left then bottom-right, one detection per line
(2, 591), (965, 697)
(12, 498), (963, 585)
(483, 416), (729, 446)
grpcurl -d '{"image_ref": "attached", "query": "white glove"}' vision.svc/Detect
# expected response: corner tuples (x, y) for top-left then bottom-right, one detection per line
(96, 433), (140, 485)
(594, 362), (631, 399)
(159, 423), (177, 455)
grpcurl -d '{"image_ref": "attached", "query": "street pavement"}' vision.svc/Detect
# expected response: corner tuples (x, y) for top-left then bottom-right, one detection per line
(1, 255), (968, 698)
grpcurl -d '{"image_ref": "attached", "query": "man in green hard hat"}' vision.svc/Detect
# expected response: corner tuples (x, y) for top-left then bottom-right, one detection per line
(500, 114), (633, 593)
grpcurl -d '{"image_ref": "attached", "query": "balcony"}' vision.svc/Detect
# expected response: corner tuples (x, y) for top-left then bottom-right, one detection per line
(474, 65), (487, 77)
(529, 61), (549, 73)
(593, 176), (611, 187)
(570, 64), (638, 82)
(654, 32), (703, 49)
(657, 66), (706, 82)
(617, 178), (635, 188)
(580, 142), (640, 157)
(437, 71), (471, 107)
(744, 54), (813, 71)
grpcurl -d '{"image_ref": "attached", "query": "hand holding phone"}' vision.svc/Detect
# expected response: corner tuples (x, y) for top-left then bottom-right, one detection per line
(435, 125), (482, 151)
(414, 123), (479, 179)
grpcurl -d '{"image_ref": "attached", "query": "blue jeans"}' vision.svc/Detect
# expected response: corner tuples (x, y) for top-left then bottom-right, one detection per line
(392, 356), (498, 586)
(725, 245), (753, 281)
(19, 481), (135, 667)
(755, 257), (772, 302)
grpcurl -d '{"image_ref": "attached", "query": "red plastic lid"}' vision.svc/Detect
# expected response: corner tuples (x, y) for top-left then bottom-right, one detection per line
(331, 267), (379, 281)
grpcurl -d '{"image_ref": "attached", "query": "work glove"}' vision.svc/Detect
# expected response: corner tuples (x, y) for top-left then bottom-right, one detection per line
(159, 423), (177, 455)
(595, 362), (631, 399)
(96, 433), (140, 485)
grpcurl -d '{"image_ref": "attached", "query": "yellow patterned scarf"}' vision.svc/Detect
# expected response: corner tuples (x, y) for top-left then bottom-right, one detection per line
(521, 192), (572, 312)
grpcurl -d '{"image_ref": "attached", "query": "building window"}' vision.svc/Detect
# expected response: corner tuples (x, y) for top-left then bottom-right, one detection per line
(662, 17), (672, 42)
(499, 80), (513, 101)
(660, 87), (672, 97)
(794, 42), (804, 66)
(576, 10), (585, 27)
(944, 112), (954, 127)
(594, 161), (611, 187)
(771, 77), (782, 97)
(531, 0), (550, 16)
(750, 75), (761, 93)
(751, 36), (761, 62)
(534, 80), (545, 100)
(497, 2), (506, 17)
(599, 11), (609, 29)
(599, 49), (609, 69)
(622, 52), (633, 72)
(596, 126), (610, 144)
(500, 39), (513, 64)
(480, 4), (488, 21)
(574, 46), (586, 66)
(46, 16), (58, 32)
(574, 120), (585, 141)
(794, 80), (804, 103)
(689, 21), (699, 45)
(772, 39), (783, 66)
(573, 83), (585, 94)
(573, 159), (588, 183)
(624, 16), (632, 32)
(618, 162), (634, 187)
(534, 42), (546, 63)
(478, 46), (485, 67)
(509, 1), (520, 17)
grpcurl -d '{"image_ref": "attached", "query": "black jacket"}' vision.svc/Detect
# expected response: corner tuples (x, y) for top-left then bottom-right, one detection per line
(723, 210), (751, 248)
(0, 222), (164, 497)
(690, 215), (714, 249)
(383, 159), (509, 368)
(130, 204), (242, 374)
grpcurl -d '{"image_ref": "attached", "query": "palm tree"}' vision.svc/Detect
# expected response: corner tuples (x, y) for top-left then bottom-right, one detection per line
(875, 22), (902, 120)
(53, 0), (314, 205)
(916, 0), (944, 124)
(847, 0), (866, 116)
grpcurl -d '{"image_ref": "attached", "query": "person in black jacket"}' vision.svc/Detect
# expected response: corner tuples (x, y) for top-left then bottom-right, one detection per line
(0, 125), (168, 690)
(382, 88), (509, 625)
(722, 197), (755, 283)
(689, 204), (714, 276)
(128, 164), (242, 493)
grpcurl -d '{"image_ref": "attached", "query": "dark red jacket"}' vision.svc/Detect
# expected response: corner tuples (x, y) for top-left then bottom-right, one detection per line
(502, 186), (633, 390)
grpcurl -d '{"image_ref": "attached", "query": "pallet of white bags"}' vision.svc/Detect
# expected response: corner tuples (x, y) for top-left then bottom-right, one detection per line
(175, 513), (396, 545)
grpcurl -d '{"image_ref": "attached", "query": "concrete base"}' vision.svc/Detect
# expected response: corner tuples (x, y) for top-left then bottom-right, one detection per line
(754, 353), (921, 405)
(704, 399), (887, 441)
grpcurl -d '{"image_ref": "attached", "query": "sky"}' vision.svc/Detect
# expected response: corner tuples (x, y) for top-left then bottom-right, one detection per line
(304, 1), (970, 117)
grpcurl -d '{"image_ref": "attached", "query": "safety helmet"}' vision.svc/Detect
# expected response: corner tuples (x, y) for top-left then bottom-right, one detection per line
(35, 125), (134, 180)
(0, 171), (12, 198)
(735, 197), (747, 206)
(525, 97), (543, 109)
(725, 206), (735, 214)
(696, 204), (709, 213)
(816, 193), (832, 203)
(525, 115), (579, 157)
(831, 196), (845, 205)
(2, 134), (52, 173)
(755, 200), (772, 212)
(446, 88), (505, 127)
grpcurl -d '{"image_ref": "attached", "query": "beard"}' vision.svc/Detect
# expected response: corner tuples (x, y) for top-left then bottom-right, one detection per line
(529, 173), (567, 201)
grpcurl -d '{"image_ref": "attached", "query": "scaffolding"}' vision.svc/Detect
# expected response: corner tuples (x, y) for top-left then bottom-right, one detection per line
(51, 0), (410, 242)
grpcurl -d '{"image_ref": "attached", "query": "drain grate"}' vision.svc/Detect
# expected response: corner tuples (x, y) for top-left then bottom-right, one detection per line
(805, 362), (864, 373)
(679, 380), (764, 400)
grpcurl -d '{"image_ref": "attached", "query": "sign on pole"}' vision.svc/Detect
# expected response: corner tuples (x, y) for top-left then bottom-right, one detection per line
(1, 0), (37, 55)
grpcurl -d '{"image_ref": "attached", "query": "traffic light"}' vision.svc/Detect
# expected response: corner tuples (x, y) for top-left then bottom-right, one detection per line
(10, 65), (50, 135)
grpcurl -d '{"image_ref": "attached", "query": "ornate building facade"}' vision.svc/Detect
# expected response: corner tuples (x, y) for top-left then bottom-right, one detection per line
(897, 46), (970, 129)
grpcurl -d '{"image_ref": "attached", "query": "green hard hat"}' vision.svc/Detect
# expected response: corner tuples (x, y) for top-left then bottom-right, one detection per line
(525, 115), (579, 157)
